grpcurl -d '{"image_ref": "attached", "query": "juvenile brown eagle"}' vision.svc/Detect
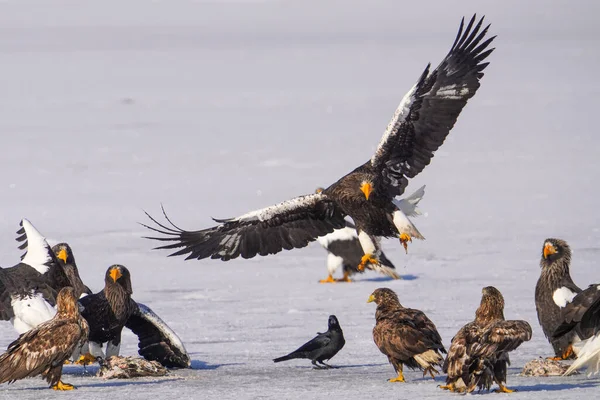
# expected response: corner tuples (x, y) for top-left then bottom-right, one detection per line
(535, 238), (581, 359)
(0, 287), (89, 390)
(143, 15), (495, 269)
(553, 282), (600, 375)
(441, 286), (532, 393)
(367, 288), (446, 382)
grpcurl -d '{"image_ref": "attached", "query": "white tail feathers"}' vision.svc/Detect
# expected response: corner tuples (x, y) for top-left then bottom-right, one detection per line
(368, 263), (400, 279)
(393, 185), (426, 217)
(414, 349), (443, 369)
(565, 334), (600, 376)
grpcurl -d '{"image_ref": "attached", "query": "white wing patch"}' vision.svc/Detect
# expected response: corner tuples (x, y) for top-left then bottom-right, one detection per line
(436, 84), (470, 99)
(10, 292), (56, 334)
(371, 83), (418, 165)
(316, 226), (357, 248)
(20, 219), (52, 274)
(552, 287), (578, 308)
(234, 193), (326, 223)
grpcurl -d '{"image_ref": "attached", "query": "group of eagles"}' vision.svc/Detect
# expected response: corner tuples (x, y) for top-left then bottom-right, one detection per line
(3, 14), (598, 395)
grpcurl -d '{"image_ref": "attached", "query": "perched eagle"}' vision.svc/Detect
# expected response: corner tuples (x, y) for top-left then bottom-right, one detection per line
(441, 286), (532, 393)
(273, 315), (345, 368)
(77, 265), (190, 368)
(367, 288), (446, 382)
(535, 238), (581, 359)
(0, 287), (89, 390)
(142, 15), (495, 269)
(316, 186), (425, 283)
(0, 219), (70, 334)
(553, 283), (600, 375)
(52, 243), (92, 298)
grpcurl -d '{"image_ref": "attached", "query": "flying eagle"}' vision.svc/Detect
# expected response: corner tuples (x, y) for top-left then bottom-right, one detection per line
(316, 186), (424, 283)
(52, 243), (92, 298)
(0, 219), (70, 334)
(76, 265), (190, 368)
(440, 286), (532, 393)
(142, 15), (495, 269)
(535, 238), (581, 359)
(367, 288), (446, 382)
(553, 283), (600, 375)
(0, 287), (89, 390)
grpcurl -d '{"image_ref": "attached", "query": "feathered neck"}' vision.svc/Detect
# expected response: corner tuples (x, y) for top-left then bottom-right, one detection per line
(375, 298), (403, 321)
(104, 283), (132, 321)
(475, 295), (504, 326)
(540, 248), (574, 289)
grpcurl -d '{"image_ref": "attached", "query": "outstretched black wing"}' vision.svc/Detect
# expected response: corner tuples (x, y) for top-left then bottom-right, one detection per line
(370, 15), (495, 198)
(553, 284), (600, 341)
(143, 193), (346, 261)
(125, 302), (190, 368)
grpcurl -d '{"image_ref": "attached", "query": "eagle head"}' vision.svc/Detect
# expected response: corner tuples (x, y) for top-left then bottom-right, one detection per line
(56, 286), (79, 317)
(52, 242), (74, 265)
(105, 264), (133, 295)
(367, 288), (400, 306)
(541, 238), (570, 264)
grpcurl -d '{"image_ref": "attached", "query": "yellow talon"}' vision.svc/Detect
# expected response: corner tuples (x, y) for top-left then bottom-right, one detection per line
(52, 381), (75, 391)
(388, 371), (405, 382)
(493, 384), (516, 393)
(75, 353), (97, 366)
(439, 384), (454, 391)
(399, 233), (412, 254)
(335, 272), (352, 283)
(319, 275), (336, 284)
(358, 253), (378, 271)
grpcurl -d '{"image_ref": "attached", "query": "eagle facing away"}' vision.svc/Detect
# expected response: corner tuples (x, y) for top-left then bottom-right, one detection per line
(367, 288), (446, 382)
(0, 287), (89, 390)
(440, 286), (532, 394)
(142, 15), (495, 270)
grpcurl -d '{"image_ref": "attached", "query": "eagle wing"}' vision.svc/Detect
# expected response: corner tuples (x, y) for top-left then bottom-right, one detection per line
(472, 320), (532, 358)
(125, 302), (191, 368)
(370, 15), (495, 198)
(442, 322), (480, 376)
(553, 284), (600, 341)
(143, 193), (346, 261)
(0, 318), (83, 384)
(374, 315), (441, 360)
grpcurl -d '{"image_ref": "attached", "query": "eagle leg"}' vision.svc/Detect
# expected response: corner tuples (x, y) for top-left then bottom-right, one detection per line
(319, 275), (336, 284)
(399, 233), (412, 254)
(493, 384), (516, 393)
(52, 381), (75, 391)
(388, 364), (405, 382)
(75, 352), (98, 366)
(335, 271), (352, 283)
(358, 254), (379, 271)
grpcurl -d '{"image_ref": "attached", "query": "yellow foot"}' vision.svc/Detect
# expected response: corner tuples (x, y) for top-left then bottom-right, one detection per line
(439, 384), (455, 391)
(493, 384), (516, 393)
(52, 381), (75, 391)
(562, 344), (574, 359)
(388, 372), (405, 382)
(335, 272), (352, 283)
(319, 275), (336, 284)
(75, 353), (97, 365)
(63, 359), (72, 365)
(399, 233), (412, 254)
(358, 253), (378, 271)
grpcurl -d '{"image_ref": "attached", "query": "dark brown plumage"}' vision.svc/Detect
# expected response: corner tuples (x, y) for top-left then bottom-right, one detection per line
(52, 243), (93, 298)
(0, 287), (89, 390)
(441, 287), (532, 393)
(142, 15), (495, 267)
(367, 288), (445, 382)
(535, 238), (581, 359)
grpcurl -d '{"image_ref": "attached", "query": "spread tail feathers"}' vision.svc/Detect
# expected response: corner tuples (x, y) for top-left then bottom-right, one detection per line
(393, 185), (426, 217)
(368, 263), (400, 279)
(565, 335), (600, 376)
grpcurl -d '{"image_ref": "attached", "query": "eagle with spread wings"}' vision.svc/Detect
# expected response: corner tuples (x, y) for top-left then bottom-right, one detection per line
(143, 15), (495, 269)
(441, 287), (532, 393)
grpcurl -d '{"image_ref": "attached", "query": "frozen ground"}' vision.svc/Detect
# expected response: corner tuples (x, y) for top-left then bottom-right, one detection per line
(1, 0), (600, 398)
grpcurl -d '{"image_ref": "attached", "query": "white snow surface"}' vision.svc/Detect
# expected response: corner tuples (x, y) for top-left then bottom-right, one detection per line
(1, 0), (600, 398)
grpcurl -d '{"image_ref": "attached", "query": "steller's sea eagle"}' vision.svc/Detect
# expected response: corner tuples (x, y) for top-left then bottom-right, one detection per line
(367, 288), (446, 382)
(0, 287), (88, 390)
(440, 286), (531, 393)
(535, 238), (582, 359)
(142, 15), (495, 269)
(52, 243), (92, 298)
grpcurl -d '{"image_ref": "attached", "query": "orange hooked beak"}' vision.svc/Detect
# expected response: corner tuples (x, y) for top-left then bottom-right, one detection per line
(360, 182), (372, 200)
(543, 243), (556, 259)
(109, 267), (122, 283)
(56, 249), (68, 263)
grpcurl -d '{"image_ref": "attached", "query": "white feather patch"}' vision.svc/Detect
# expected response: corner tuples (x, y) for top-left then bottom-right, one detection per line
(234, 193), (326, 223)
(89, 341), (106, 359)
(20, 219), (52, 274)
(326, 254), (344, 275)
(316, 226), (357, 248)
(11, 292), (56, 334)
(566, 334), (600, 376)
(392, 210), (425, 240)
(552, 287), (578, 308)
(106, 341), (121, 358)
(393, 185), (426, 217)
(357, 231), (379, 256)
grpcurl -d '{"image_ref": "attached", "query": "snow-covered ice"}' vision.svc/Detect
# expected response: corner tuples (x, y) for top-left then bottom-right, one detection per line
(1, 0), (600, 398)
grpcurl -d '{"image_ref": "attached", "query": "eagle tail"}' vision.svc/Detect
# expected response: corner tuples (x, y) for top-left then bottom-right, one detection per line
(565, 334), (600, 376)
(367, 263), (400, 279)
